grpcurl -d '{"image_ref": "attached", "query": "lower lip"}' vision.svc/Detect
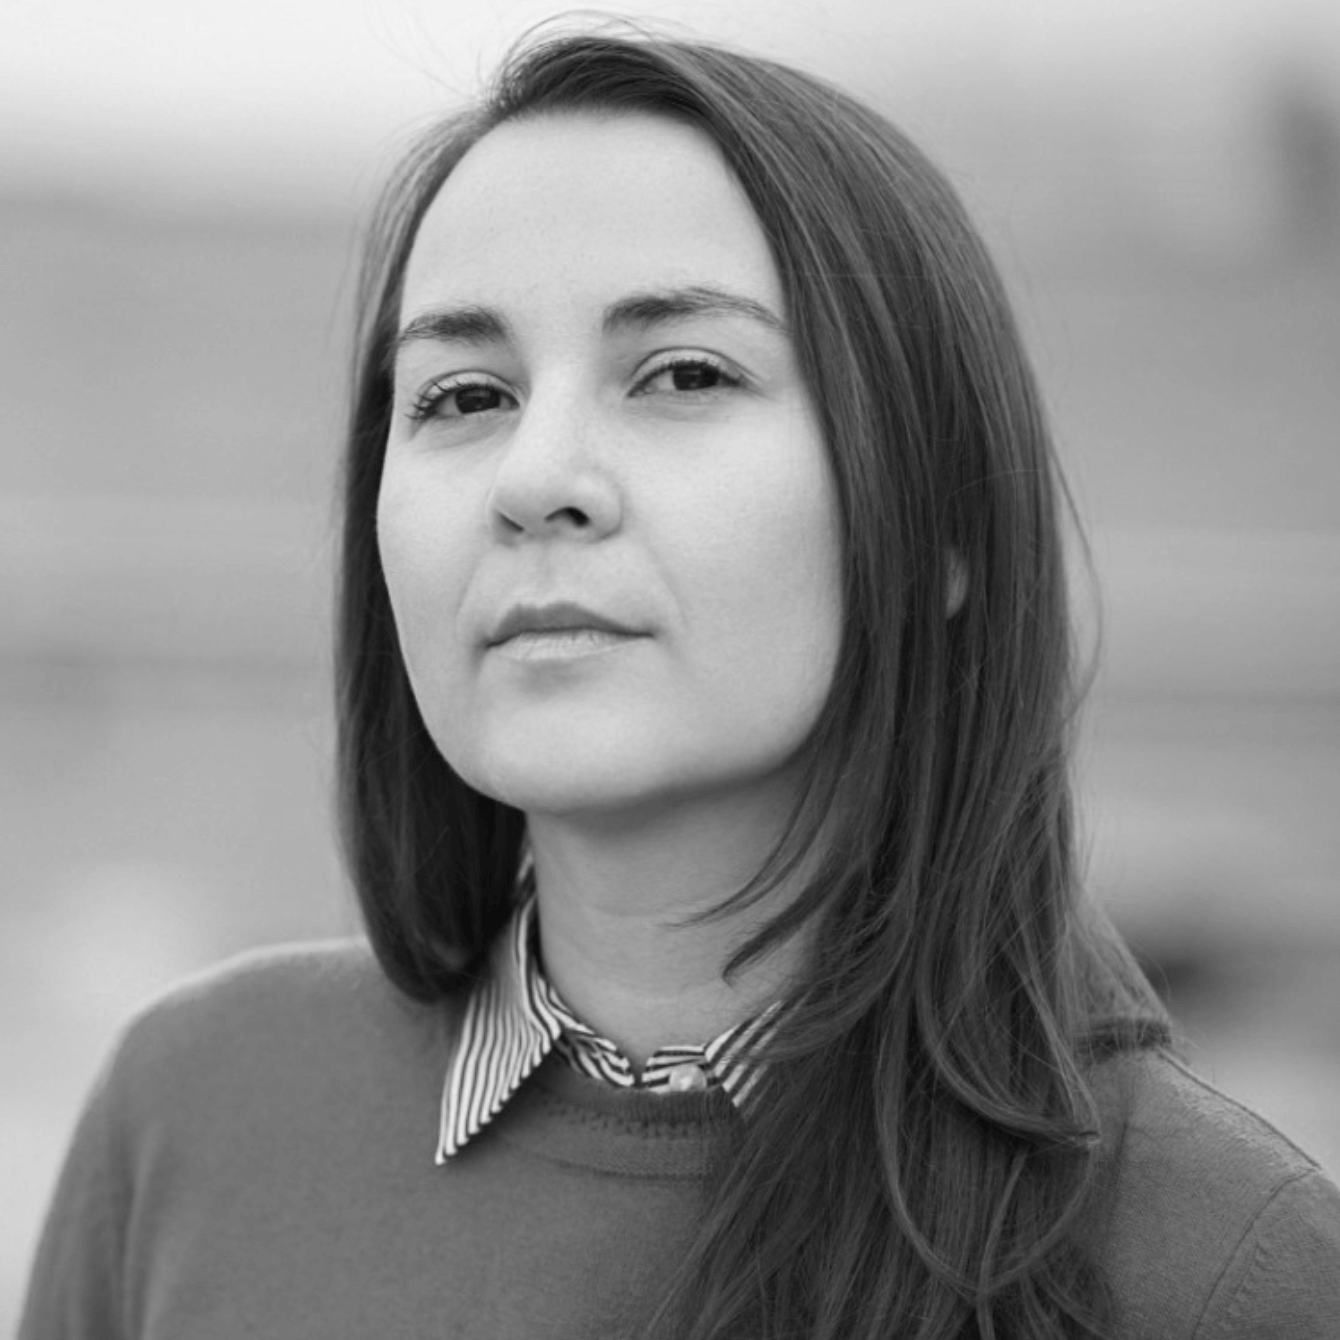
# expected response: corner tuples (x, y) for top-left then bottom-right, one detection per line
(492, 629), (645, 662)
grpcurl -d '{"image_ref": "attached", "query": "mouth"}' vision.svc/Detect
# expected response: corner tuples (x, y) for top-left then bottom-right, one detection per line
(487, 601), (647, 653)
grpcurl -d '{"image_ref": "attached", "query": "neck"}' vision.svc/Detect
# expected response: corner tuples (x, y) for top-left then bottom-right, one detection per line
(527, 791), (810, 1065)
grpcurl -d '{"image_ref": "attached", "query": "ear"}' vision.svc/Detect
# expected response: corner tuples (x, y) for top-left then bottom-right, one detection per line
(946, 550), (968, 617)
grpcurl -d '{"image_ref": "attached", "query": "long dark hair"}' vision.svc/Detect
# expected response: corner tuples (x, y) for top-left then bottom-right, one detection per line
(337, 26), (1167, 1339)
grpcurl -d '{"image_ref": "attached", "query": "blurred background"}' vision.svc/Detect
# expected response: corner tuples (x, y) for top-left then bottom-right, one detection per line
(3, 0), (1338, 1323)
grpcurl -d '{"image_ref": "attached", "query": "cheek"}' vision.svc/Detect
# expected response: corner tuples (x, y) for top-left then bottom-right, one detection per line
(682, 440), (843, 713)
(375, 469), (474, 704)
(754, 510), (842, 696)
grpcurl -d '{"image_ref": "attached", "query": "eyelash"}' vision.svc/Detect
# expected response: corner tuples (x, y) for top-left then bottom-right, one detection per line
(404, 354), (744, 424)
(631, 353), (744, 397)
(405, 374), (513, 423)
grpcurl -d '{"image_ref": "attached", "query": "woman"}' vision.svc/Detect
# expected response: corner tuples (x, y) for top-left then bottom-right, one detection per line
(22, 27), (1340, 1340)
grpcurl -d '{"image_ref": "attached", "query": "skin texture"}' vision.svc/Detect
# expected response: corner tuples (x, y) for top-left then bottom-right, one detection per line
(377, 112), (842, 1057)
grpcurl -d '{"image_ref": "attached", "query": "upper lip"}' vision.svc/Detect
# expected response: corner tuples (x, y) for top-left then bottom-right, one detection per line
(487, 601), (645, 646)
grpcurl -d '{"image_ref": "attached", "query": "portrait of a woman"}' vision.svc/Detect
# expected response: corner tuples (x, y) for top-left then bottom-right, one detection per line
(20, 27), (1340, 1340)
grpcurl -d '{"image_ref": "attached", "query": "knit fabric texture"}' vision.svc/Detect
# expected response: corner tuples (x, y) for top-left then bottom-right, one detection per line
(20, 940), (1340, 1339)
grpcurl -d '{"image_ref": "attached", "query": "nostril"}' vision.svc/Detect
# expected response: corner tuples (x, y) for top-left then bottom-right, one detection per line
(487, 468), (619, 540)
(547, 506), (591, 528)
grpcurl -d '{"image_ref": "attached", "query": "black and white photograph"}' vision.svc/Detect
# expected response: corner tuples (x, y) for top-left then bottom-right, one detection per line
(5, 1), (1340, 1335)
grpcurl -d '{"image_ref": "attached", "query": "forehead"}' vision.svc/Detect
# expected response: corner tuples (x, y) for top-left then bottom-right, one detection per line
(400, 111), (783, 319)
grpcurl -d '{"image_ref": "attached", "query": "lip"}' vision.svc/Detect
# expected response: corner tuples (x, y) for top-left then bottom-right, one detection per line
(487, 600), (646, 648)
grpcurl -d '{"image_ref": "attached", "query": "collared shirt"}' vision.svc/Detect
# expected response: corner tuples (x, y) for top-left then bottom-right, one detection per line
(436, 898), (777, 1161)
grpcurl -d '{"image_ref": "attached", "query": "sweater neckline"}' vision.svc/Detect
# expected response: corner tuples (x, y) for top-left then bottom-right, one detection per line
(484, 1051), (741, 1179)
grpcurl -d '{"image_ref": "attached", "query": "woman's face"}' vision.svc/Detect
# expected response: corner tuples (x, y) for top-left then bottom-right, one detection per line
(378, 111), (842, 822)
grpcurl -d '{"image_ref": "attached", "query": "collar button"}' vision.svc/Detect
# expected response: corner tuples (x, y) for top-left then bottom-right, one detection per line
(666, 1062), (709, 1093)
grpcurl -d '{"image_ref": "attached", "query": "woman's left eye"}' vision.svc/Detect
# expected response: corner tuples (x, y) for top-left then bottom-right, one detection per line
(633, 355), (744, 396)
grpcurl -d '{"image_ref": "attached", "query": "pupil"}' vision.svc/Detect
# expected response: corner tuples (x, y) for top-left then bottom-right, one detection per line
(456, 385), (500, 414)
(673, 364), (718, 391)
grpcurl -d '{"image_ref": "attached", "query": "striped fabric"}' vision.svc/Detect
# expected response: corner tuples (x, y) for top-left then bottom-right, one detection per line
(436, 898), (777, 1162)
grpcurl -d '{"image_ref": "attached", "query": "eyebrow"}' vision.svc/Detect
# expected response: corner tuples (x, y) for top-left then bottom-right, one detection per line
(391, 284), (788, 367)
(392, 305), (511, 363)
(602, 285), (788, 337)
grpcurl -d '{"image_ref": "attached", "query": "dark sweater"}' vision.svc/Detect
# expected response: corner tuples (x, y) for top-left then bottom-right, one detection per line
(20, 940), (1340, 1339)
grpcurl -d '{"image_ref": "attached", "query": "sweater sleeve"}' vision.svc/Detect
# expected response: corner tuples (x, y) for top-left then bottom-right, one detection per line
(1196, 1168), (1340, 1340)
(17, 1052), (129, 1340)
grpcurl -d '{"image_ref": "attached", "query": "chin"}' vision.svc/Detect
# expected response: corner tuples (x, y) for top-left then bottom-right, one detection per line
(449, 715), (737, 819)
(440, 721), (652, 817)
(453, 731), (810, 832)
(479, 755), (679, 820)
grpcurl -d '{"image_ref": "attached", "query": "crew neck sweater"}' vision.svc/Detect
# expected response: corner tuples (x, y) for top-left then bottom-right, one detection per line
(20, 939), (1340, 1339)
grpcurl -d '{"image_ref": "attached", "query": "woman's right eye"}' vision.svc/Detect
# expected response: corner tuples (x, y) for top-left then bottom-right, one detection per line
(408, 376), (517, 423)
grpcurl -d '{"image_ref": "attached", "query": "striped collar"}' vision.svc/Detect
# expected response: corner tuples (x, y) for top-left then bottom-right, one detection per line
(436, 898), (776, 1161)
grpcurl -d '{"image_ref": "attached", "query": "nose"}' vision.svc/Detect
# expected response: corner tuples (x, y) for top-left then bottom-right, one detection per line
(486, 387), (622, 543)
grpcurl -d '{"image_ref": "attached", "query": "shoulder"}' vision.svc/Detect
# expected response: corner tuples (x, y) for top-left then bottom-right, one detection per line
(102, 939), (461, 1133)
(1087, 1048), (1340, 1339)
(1090, 1047), (1330, 1210)
(124, 937), (394, 1024)
(21, 944), (469, 1338)
(117, 938), (398, 1056)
